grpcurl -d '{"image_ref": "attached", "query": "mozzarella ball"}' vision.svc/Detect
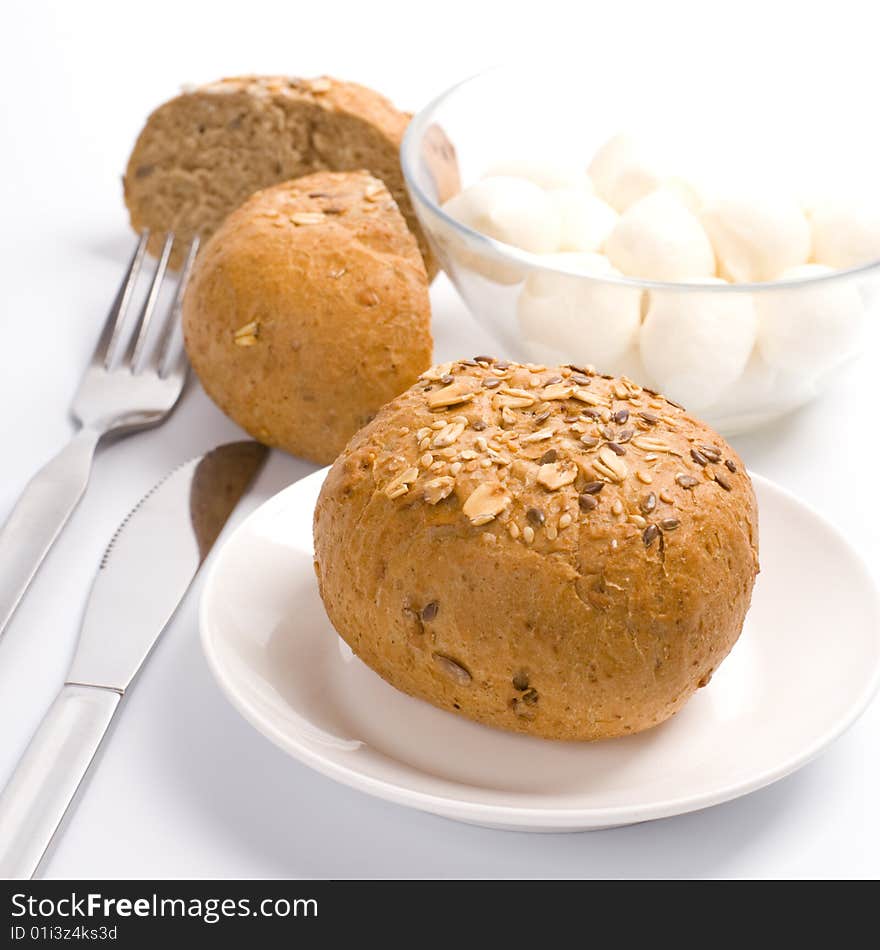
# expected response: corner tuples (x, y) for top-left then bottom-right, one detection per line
(486, 159), (592, 192)
(524, 251), (614, 292)
(588, 133), (666, 212)
(701, 194), (811, 282)
(430, 205), (525, 286)
(605, 190), (716, 281)
(640, 279), (758, 410)
(809, 200), (880, 269)
(755, 263), (865, 375)
(546, 189), (618, 252)
(432, 206), (535, 286)
(603, 344), (656, 388)
(517, 253), (642, 369)
(700, 352), (781, 434)
(662, 177), (704, 215)
(442, 176), (560, 254)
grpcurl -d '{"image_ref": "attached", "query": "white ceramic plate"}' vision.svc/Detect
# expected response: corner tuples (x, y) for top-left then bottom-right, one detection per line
(200, 468), (880, 832)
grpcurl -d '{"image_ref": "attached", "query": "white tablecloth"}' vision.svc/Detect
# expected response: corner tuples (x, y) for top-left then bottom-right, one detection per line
(1, 0), (878, 878)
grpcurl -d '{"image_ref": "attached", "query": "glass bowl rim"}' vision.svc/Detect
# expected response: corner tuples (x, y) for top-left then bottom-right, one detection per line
(401, 67), (880, 295)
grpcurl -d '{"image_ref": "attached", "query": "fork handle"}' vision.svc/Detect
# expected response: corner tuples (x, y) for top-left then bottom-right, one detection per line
(0, 684), (120, 879)
(0, 427), (102, 640)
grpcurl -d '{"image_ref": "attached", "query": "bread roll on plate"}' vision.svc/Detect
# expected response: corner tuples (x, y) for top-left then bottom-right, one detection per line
(314, 360), (759, 741)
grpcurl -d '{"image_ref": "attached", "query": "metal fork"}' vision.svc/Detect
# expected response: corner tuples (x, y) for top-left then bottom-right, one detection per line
(0, 231), (199, 641)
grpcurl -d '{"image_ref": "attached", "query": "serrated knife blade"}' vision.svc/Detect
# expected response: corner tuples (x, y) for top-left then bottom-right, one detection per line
(0, 440), (268, 879)
(67, 440), (268, 691)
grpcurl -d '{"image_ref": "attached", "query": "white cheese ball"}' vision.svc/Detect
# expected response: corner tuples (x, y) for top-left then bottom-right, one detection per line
(486, 159), (592, 193)
(517, 253), (642, 369)
(662, 177), (704, 215)
(755, 263), (865, 376)
(640, 278), (758, 410)
(546, 189), (618, 252)
(701, 194), (811, 283)
(442, 176), (560, 254)
(809, 200), (880, 269)
(603, 344), (656, 388)
(524, 251), (614, 290)
(588, 133), (666, 212)
(431, 205), (526, 285)
(700, 352), (781, 434)
(605, 190), (716, 281)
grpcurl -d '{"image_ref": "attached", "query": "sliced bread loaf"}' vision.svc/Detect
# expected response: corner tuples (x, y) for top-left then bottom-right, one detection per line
(124, 75), (439, 275)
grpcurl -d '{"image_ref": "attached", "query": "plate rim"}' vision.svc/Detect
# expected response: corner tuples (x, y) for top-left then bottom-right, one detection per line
(200, 467), (880, 830)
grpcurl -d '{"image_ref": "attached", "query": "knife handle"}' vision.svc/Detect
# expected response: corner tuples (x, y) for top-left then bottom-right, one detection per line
(0, 427), (102, 641)
(0, 684), (120, 879)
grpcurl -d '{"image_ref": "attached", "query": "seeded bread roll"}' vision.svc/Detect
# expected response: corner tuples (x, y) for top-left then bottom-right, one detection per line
(124, 75), (449, 275)
(314, 360), (759, 740)
(182, 171), (432, 465)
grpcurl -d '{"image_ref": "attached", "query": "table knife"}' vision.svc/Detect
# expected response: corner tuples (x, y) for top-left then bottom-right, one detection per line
(0, 440), (268, 879)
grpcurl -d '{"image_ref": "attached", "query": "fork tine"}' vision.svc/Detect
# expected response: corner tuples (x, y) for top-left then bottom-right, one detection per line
(161, 325), (190, 388)
(93, 231), (149, 369)
(125, 232), (174, 370)
(151, 236), (199, 377)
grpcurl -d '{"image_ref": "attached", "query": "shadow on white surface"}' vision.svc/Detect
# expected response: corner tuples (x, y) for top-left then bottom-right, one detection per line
(132, 536), (848, 880)
(154, 620), (828, 878)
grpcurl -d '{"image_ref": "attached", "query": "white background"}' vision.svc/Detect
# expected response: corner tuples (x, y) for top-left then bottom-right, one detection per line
(1, 0), (879, 879)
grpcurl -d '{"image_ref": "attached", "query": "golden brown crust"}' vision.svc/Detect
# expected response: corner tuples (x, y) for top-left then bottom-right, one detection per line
(123, 75), (444, 275)
(182, 170), (433, 465)
(313, 359), (759, 740)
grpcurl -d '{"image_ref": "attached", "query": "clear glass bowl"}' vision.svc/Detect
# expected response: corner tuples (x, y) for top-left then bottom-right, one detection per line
(401, 68), (880, 434)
